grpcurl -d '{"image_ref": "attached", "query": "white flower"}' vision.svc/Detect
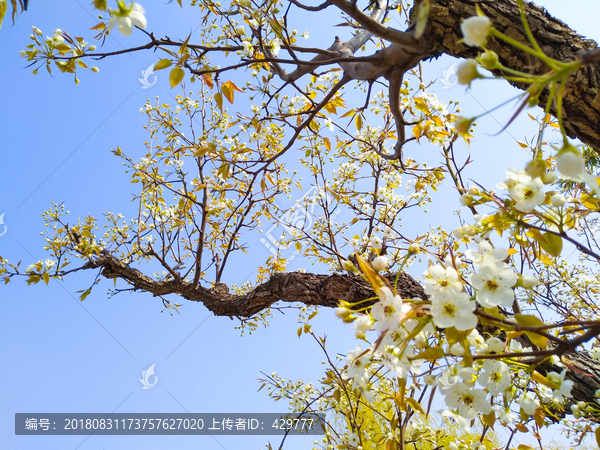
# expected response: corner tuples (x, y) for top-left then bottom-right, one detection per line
(271, 38), (281, 55)
(241, 41), (253, 57)
(450, 343), (465, 356)
(369, 236), (382, 250)
(494, 405), (518, 424)
(346, 432), (359, 446)
(519, 392), (540, 416)
(251, 103), (261, 113)
(346, 346), (369, 384)
(478, 360), (511, 395)
(430, 292), (477, 331)
(372, 256), (388, 271)
(423, 265), (463, 300)
(465, 240), (508, 268)
(499, 167), (529, 190)
(301, 30), (309, 39)
(324, 117), (334, 131)
(353, 315), (373, 338)
(509, 176), (545, 212)
(550, 193), (566, 207)
(547, 369), (574, 402)
(457, 59), (480, 86)
(371, 287), (408, 331)
(461, 16), (491, 47)
(469, 263), (518, 308)
(108, 1), (147, 36)
(556, 144), (585, 178)
(445, 383), (492, 419)
(486, 337), (505, 353)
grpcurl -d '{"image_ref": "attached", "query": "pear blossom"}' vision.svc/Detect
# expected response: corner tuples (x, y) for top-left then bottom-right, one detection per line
(353, 315), (373, 338)
(520, 274), (541, 288)
(450, 342), (465, 356)
(108, 1), (147, 37)
(241, 41), (253, 57)
(371, 287), (408, 331)
(550, 193), (566, 207)
(469, 263), (518, 308)
(445, 382), (492, 419)
(423, 265), (463, 300)
(369, 236), (382, 249)
(346, 346), (369, 384)
(430, 292), (477, 330)
(478, 360), (511, 395)
(486, 337), (505, 353)
(271, 38), (281, 55)
(519, 392), (540, 416)
(372, 255), (388, 271)
(465, 240), (508, 268)
(508, 176), (545, 212)
(547, 369), (574, 402)
(457, 58), (481, 86)
(556, 144), (585, 178)
(461, 16), (491, 46)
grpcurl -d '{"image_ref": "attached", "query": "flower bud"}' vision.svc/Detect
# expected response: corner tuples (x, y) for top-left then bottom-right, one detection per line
(478, 50), (499, 70)
(457, 59), (481, 86)
(408, 243), (420, 255)
(371, 256), (388, 272)
(520, 275), (541, 288)
(459, 194), (474, 205)
(460, 16), (491, 47)
(550, 193), (566, 207)
(525, 158), (547, 180)
(556, 142), (585, 178)
(341, 259), (355, 271)
(541, 170), (557, 184)
(454, 116), (474, 135)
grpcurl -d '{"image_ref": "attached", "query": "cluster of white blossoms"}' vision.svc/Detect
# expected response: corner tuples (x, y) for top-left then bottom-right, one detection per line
(423, 263), (477, 331)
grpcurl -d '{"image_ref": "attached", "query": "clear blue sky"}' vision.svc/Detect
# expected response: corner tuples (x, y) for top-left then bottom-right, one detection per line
(0, 1), (598, 449)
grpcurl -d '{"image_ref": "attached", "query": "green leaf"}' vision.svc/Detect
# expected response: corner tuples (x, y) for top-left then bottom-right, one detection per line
(595, 427), (600, 448)
(540, 232), (562, 257)
(169, 67), (185, 89)
(80, 289), (91, 301)
(154, 59), (172, 71)
(43, 272), (50, 285)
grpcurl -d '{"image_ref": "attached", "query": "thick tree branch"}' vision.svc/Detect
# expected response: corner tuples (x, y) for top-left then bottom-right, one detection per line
(80, 254), (426, 317)
(418, 0), (600, 152)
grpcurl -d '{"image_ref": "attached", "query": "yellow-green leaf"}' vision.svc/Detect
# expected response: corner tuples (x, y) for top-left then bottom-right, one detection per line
(515, 314), (547, 349)
(405, 398), (425, 415)
(410, 346), (445, 361)
(214, 92), (223, 111)
(169, 67), (185, 88)
(540, 232), (562, 257)
(43, 272), (50, 285)
(154, 59), (172, 71)
(356, 254), (385, 295)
